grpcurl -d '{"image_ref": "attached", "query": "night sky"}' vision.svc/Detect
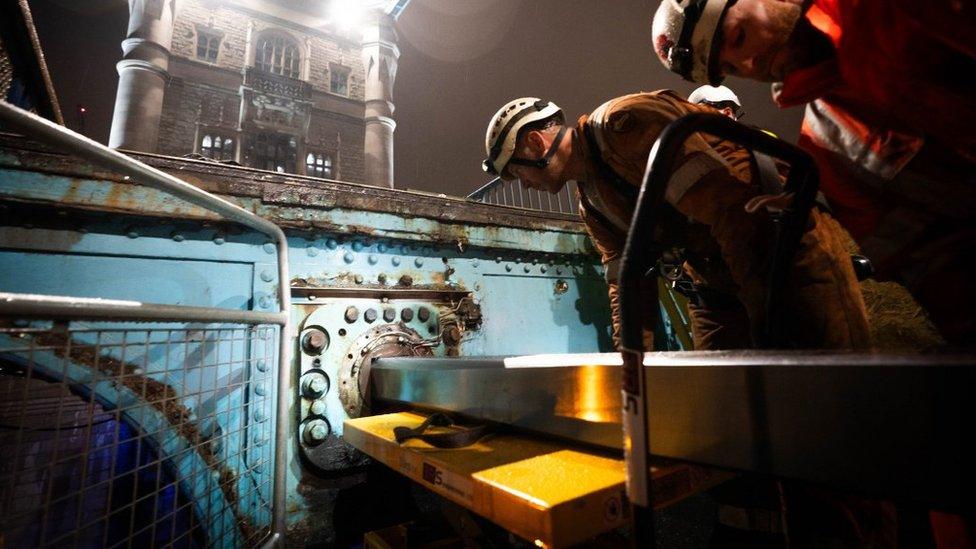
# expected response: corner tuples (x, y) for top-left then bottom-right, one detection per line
(29, 0), (803, 196)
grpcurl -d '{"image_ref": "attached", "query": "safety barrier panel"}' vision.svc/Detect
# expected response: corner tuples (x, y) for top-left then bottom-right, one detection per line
(0, 100), (292, 546)
(0, 301), (276, 547)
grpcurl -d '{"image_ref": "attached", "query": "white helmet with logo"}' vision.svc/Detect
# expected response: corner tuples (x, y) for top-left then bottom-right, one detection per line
(483, 97), (563, 180)
(652, 0), (732, 85)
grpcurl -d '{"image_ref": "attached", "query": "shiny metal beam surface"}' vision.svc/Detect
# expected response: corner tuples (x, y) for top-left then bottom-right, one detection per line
(371, 351), (976, 508)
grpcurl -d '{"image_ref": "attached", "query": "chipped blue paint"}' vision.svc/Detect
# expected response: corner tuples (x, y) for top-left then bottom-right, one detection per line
(0, 152), (612, 532)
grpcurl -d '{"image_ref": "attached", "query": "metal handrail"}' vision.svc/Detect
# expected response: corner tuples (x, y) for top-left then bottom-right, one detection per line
(467, 176), (580, 215)
(0, 292), (284, 325)
(617, 113), (820, 547)
(0, 100), (292, 546)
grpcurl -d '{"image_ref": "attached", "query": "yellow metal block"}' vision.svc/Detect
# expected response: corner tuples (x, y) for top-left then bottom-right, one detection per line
(344, 412), (729, 548)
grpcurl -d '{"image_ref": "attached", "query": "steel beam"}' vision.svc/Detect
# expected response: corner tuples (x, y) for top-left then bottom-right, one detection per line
(371, 351), (976, 509)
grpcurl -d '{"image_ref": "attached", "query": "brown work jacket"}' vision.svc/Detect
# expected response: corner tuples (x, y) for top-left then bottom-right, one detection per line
(574, 90), (869, 350)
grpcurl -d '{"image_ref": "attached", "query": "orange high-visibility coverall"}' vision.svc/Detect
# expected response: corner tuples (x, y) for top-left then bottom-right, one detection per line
(774, 0), (976, 344)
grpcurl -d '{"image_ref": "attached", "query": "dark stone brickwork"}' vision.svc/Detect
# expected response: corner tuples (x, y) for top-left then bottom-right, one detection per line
(156, 0), (366, 182)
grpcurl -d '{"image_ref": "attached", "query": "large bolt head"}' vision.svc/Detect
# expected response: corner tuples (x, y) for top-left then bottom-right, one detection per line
(344, 306), (359, 323)
(383, 308), (396, 322)
(364, 308), (377, 323)
(417, 307), (430, 322)
(301, 329), (329, 354)
(304, 419), (330, 445)
(302, 372), (329, 398)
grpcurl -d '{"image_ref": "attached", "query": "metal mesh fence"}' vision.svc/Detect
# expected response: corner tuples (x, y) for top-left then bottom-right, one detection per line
(0, 323), (276, 548)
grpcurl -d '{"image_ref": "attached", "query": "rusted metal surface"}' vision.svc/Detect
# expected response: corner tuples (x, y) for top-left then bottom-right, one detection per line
(0, 133), (586, 237)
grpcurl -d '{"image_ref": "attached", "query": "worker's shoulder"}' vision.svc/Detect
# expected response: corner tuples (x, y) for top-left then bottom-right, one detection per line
(589, 90), (691, 134)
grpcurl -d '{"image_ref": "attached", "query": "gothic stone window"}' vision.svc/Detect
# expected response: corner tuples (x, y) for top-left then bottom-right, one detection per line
(196, 29), (221, 63)
(200, 134), (234, 161)
(254, 133), (297, 173)
(329, 64), (350, 96)
(255, 34), (301, 79)
(305, 152), (334, 178)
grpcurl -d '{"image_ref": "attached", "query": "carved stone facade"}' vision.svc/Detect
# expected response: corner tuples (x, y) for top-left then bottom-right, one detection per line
(110, 0), (405, 185)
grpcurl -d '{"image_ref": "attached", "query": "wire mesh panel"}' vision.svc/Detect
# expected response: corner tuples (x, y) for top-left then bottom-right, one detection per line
(0, 323), (277, 548)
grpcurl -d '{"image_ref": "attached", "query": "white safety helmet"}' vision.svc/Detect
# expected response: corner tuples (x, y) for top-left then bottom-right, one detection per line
(483, 97), (563, 180)
(652, 0), (732, 85)
(688, 84), (745, 119)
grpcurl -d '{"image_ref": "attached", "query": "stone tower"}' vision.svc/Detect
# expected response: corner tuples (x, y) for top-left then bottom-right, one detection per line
(108, 0), (409, 187)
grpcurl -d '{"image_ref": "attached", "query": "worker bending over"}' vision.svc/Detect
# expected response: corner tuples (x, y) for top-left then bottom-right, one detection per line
(481, 93), (869, 350)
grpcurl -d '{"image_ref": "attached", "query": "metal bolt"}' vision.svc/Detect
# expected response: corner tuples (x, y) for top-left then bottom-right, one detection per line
(254, 382), (267, 396)
(213, 234), (226, 245)
(368, 254), (378, 265)
(524, 265), (531, 273)
(354, 274), (364, 284)
(415, 257), (424, 267)
(126, 229), (139, 239)
(260, 270), (274, 282)
(302, 372), (329, 398)
(344, 306), (359, 323)
(263, 242), (276, 254)
(472, 259), (480, 268)
(401, 308), (414, 322)
(171, 232), (185, 242)
(310, 400), (326, 416)
(364, 308), (377, 323)
(505, 264), (513, 272)
(258, 295), (272, 309)
(306, 245), (319, 257)
(383, 308), (396, 322)
(496, 257), (502, 263)
(540, 265), (548, 273)
(301, 329), (329, 355)
(418, 307), (430, 322)
(343, 251), (354, 263)
(377, 273), (387, 284)
(392, 257), (401, 266)
(398, 274), (413, 287)
(256, 359), (268, 372)
(326, 239), (338, 249)
(303, 419), (330, 445)
(352, 241), (364, 252)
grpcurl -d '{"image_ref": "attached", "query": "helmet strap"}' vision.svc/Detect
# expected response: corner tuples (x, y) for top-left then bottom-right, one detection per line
(508, 125), (568, 171)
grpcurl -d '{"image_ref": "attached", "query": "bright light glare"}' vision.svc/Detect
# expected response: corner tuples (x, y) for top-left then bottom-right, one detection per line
(330, 0), (364, 31)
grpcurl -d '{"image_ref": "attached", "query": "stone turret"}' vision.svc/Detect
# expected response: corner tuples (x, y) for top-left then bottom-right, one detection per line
(360, 9), (399, 189)
(109, 0), (177, 151)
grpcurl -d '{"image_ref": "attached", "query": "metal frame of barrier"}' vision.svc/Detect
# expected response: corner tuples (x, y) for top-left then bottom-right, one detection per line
(0, 101), (292, 546)
(618, 113), (821, 546)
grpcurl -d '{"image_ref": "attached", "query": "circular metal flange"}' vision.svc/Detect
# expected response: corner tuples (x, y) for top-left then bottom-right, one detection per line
(338, 322), (432, 418)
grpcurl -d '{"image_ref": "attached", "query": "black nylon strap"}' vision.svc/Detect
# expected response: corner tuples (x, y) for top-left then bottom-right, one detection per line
(393, 413), (490, 449)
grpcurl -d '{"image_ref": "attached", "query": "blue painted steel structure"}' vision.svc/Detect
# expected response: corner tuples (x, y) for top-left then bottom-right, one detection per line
(0, 133), (612, 541)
